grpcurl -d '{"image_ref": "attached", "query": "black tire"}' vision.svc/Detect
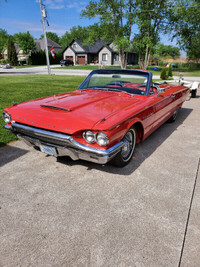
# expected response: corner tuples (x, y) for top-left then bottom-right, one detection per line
(110, 126), (137, 167)
(191, 90), (197, 98)
(168, 109), (178, 123)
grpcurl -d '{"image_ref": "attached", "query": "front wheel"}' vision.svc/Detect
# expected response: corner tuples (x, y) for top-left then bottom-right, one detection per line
(110, 127), (136, 167)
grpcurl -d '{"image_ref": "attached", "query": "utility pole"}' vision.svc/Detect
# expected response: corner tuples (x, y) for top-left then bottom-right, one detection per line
(39, 0), (51, 75)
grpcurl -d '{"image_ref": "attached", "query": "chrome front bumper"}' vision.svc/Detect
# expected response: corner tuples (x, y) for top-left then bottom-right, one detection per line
(5, 123), (123, 164)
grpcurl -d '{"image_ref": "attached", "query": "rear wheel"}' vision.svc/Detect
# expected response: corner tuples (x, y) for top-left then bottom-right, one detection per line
(111, 127), (136, 167)
(191, 90), (197, 98)
(168, 109), (178, 123)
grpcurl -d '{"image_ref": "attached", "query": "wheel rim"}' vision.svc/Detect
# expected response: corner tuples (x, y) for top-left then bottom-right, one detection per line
(121, 129), (136, 162)
(172, 110), (178, 120)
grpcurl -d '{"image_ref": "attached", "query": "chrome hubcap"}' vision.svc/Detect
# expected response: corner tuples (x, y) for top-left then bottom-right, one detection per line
(172, 110), (177, 120)
(121, 130), (135, 161)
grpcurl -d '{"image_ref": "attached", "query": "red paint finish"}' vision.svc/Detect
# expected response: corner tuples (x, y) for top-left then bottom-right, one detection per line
(4, 71), (190, 151)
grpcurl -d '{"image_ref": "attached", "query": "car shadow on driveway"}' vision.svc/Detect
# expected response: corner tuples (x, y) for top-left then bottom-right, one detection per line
(0, 145), (28, 168)
(57, 107), (193, 175)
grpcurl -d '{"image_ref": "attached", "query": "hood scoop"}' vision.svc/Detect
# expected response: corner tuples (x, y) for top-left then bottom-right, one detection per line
(40, 104), (71, 112)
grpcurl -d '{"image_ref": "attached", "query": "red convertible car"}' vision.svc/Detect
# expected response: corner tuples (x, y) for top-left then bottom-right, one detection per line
(3, 69), (189, 167)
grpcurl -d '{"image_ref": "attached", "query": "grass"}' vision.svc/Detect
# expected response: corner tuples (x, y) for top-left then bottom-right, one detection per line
(54, 65), (142, 70)
(0, 75), (85, 147)
(14, 65), (46, 69)
(54, 65), (123, 70)
(173, 70), (200, 77)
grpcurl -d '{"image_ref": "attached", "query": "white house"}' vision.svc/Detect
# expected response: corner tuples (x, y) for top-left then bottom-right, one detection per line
(63, 39), (138, 66)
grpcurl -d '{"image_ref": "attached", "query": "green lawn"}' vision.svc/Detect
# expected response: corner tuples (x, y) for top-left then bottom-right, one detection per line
(14, 65), (46, 69)
(54, 65), (123, 70)
(173, 70), (200, 77)
(0, 75), (85, 146)
(54, 65), (142, 70)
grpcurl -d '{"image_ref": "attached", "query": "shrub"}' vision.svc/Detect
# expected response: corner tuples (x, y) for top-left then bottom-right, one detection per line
(160, 67), (168, 80)
(167, 64), (173, 77)
(29, 50), (63, 65)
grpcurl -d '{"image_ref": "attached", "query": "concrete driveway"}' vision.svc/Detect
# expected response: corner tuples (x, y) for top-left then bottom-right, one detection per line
(0, 90), (200, 266)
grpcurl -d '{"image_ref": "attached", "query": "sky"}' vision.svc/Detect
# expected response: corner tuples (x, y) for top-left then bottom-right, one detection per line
(0, 0), (182, 53)
(0, 0), (96, 38)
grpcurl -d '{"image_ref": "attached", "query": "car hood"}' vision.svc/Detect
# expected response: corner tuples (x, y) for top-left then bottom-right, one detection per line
(6, 90), (142, 134)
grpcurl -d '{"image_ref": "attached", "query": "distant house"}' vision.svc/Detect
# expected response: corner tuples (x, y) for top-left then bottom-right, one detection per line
(35, 38), (62, 54)
(63, 39), (138, 66)
(3, 37), (62, 62)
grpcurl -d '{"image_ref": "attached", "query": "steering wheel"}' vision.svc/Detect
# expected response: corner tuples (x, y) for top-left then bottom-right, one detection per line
(137, 83), (147, 89)
(106, 81), (131, 87)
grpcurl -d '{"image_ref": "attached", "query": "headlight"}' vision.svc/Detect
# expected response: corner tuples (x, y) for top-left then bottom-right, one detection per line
(96, 132), (109, 146)
(3, 112), (11, 123)
(83, 131), (96, 143)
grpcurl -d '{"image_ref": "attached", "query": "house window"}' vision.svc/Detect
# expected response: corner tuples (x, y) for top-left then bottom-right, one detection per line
(73, 43), (77, 49)
(114, 54), (119, 61)
(102, 53), (108, 61)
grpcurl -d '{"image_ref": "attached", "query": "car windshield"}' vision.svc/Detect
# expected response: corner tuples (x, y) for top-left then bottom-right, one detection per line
(79, 70), (149, 96)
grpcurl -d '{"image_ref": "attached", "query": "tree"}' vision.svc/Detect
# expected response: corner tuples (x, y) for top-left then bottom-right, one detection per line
(59, 25), (103, 49)
(186, 33), (200, 63)
(169, 0), (200, 61)
(7, 36), (18, 65)
(160, 67), (168, 80)
(40, 32), (60, 44)
(0, 28), (9, 55)
(133, 0), (171, 69)
(14, 31), (35, 64)
(155, 43), (181, 59)
(81, 0), (136, 69)
(60, 26), (90, 49)
(167, 64), (173, 77)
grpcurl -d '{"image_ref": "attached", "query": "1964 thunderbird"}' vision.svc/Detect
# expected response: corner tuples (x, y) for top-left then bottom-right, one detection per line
(3, 69), (190, 167)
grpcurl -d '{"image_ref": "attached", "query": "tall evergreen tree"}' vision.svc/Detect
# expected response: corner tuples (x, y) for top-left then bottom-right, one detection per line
(7, 36), (18, 65)
(0, 28), (9, 54)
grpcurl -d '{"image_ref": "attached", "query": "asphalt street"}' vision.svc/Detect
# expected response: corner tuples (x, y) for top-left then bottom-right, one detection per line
(0, 79), (200, 266)
(0, 65), (91, 76)
(1, 65), (200, 82)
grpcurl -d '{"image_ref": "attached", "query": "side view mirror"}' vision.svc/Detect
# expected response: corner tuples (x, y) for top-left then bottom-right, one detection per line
(156, 87), (165, 97)
(158, 87), (165, 93)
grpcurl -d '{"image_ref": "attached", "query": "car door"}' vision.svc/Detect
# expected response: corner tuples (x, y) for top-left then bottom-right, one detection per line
(150, 85), (174, 129)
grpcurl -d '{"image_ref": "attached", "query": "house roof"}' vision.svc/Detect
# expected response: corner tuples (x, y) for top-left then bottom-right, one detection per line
(100, 45), (113, 53)
(77, 39), (108, 53)
(64, 39), (108, 54)
(34, 38), (62, 52)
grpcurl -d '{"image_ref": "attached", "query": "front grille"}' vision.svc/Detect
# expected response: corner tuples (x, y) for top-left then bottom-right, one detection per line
(12, 122), (72, 147)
